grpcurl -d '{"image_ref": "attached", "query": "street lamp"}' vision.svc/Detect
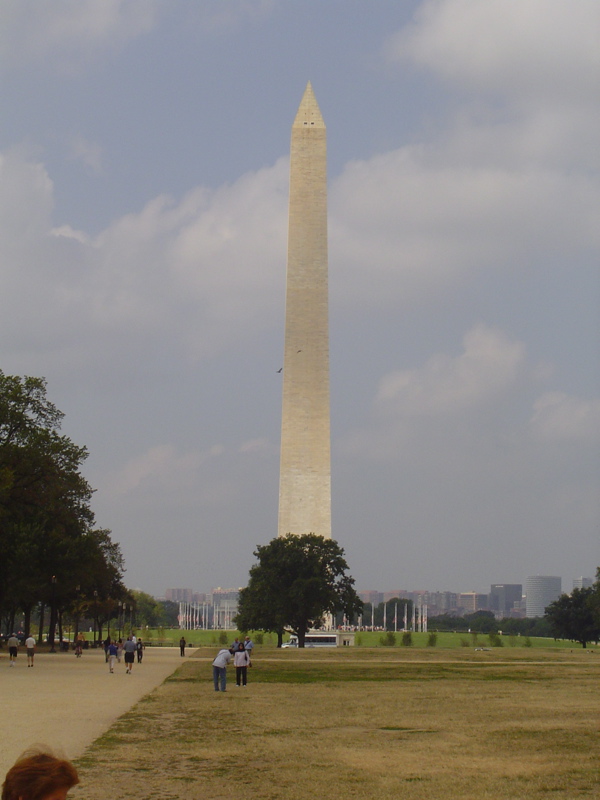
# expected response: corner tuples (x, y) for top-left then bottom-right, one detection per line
(93, 590), (98, 645)
(49, 576), (57, 653)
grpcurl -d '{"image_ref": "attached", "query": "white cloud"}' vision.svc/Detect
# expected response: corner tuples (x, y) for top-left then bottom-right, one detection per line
(108, 443), (223, 496)
(330, 146), (599, 309)
(385, 0), (600, 172)
(387, 0), (599, 103)
(0, 149), (288, 373)
(530, 391), (600, 442)
(376, 324), (525, 415)
(0, 0), (159, 72)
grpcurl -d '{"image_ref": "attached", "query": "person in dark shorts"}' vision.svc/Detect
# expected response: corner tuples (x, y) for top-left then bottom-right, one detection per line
(136, 638), (144, 663)
(123, 635), (136, 673)
(8, 633), (19, 667)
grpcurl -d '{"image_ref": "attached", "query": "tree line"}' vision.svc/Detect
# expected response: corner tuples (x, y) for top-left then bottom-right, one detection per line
(0, 370), (130, 644)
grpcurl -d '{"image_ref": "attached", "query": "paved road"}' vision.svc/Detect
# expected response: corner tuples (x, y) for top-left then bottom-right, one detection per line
(0, 645), (185, 777)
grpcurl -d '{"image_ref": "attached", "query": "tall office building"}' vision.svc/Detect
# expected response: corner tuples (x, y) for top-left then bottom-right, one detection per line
(525, 575), (562, 618)
(490, 584), (523, 616)
(278, 83), (331, 539)
(573, 577), (593, 590)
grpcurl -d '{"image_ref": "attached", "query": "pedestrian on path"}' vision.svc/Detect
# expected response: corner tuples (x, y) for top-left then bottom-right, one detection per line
(25, 635), (35, 668)
(2, 746), (79, 800)
(179, 636), (186, 656)
(123, 636), (136, 674)
(108, 640), (118, 673)
(136, 639), (144, 663)
(212, 648), (233, 692)
(234, 643), (249, 687)
(7, 634), (19, 667)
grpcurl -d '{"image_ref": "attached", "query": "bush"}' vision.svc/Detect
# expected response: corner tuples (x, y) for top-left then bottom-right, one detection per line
(427, 633), (438, 647)
(255, 633), (264, 645)
(524, 637), (532, 647)
(380, 631), (396, 647)
(488, 633), (504, 647)
(460, 638), (470, 647)
(401, 632), (413, 647)
(218, 631), (228, 645)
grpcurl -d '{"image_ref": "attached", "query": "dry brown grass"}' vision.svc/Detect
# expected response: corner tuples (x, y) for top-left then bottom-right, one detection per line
(73, 646), (599, 800)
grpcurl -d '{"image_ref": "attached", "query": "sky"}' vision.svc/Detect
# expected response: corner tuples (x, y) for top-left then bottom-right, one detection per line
(1, 0), (598, 598)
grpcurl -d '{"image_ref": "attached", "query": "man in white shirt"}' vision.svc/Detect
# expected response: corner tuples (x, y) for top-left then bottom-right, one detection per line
(25, 635), (36, 667)
(212, 648), (233, 692)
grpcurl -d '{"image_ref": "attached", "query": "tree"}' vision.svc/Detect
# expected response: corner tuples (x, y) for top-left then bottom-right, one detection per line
(0, 371), (126, 641)
(235, 534), (363, 647)
(545, 585), (600, 648)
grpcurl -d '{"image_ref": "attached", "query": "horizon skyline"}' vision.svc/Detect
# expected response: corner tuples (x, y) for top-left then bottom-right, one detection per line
(159, 572), (595, 601)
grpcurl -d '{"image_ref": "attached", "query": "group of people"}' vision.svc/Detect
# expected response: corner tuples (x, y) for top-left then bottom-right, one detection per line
(6, 634), (37, 668)
(212, 635), (254, 691)
(104, 634), (144, 673)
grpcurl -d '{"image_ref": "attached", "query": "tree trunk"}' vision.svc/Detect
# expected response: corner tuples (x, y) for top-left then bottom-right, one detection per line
(23, 604), (32, 637)
(38, 603), (45, 644)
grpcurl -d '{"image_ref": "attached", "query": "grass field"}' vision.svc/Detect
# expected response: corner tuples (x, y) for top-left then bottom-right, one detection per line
(106, 627), (579, 650)
(73, 645), (599, 800)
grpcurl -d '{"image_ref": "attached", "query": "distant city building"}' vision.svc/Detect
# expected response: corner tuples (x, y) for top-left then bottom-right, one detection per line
(489, 584), (523, 617)
(525, 576), (562, 618)
(359, 591), (383, 606)
(165, 588), (194, 603)
(458, 593), (489, 613)
(382, 590), (409, 602)
(573, 577), (594, 590)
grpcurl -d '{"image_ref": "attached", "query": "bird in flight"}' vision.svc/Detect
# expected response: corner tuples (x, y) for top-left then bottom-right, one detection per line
(276, 368), (282, 373)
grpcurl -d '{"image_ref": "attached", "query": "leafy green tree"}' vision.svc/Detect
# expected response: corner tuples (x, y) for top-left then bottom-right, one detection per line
(235, 534), (363, 647)
(0, 371), (126, 642)
(545, 585), (600, 648)
(158, 600), (180, 627)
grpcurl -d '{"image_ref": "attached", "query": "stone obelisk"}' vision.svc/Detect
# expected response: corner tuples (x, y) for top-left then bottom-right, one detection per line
(278, 82), (331, 539)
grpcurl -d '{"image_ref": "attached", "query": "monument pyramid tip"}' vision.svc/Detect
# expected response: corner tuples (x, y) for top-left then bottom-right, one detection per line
(294, 81), (325, 128)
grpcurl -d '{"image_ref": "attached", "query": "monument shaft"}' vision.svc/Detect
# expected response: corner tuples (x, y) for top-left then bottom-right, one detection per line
(278, 82), (331, 539)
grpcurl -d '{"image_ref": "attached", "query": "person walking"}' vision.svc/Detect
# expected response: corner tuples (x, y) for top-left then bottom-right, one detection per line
(234, 643), (249, 687)
(179, 636), (186, 656)
(244, 636), (254, 661)
(136, 638), (144, 663)
(75, 632), (85, 657)
(7, 633), (19, 667)
(212, 647), (233, 692)
(25, 634), (36, 667)
(108, 640), (118, 673)
(116, 638), (123, 662)
(123, 635), (136, 674)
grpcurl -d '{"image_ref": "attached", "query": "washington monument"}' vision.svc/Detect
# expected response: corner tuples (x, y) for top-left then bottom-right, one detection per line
(278, 82), (331, 539)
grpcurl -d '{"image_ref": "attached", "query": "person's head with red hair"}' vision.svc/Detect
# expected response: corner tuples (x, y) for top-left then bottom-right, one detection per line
(2, 748), (79, 800)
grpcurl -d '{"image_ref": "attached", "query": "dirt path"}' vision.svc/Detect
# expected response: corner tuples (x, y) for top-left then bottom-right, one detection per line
(0, 645), (185, 777)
